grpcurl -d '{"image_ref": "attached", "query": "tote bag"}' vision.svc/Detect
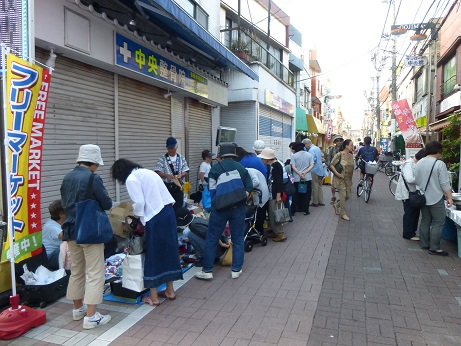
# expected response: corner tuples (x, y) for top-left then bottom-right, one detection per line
(122, 254), (145, 292)
(75, 174), (113, 244)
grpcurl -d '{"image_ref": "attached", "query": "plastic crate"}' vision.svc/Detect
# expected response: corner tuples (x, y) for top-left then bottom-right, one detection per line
(365, 162), (378, 175)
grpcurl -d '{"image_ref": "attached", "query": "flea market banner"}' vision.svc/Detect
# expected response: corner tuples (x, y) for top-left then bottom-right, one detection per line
(2, 53), (51, 262)
(391, 99), (422, 148)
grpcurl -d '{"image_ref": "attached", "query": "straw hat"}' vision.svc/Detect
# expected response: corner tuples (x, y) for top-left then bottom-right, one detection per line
(257, 148), (276, 160)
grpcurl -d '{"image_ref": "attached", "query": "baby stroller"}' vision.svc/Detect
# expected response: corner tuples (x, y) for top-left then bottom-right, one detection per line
(244, 189), (267, 252)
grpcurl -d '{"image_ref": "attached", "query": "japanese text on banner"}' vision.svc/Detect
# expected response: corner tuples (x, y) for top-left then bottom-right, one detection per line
(2, 53), (52, 262)
(391, 99), (422, 148)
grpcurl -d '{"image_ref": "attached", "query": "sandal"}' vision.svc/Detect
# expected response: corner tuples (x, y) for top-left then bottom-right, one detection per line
(158, 290), (176, 301)
(142, 296), (161, 306)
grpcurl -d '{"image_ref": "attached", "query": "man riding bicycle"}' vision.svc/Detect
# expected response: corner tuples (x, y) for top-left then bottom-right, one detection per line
(355, 136), (379, 187)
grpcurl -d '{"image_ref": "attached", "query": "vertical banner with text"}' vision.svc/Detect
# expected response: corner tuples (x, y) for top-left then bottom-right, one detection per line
(391, 99), (422, 148)
(2, 53), (51, 262)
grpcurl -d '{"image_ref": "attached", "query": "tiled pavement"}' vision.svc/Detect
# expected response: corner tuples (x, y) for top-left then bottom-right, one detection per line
(3, 170), (461, 345)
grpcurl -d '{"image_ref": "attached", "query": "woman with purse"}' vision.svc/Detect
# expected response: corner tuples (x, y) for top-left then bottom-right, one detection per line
(329, 139), (354, 221)
(291, 142), (314, 216)
(61, 145), (113, 329)
(258, 148), (289, 242)
(111, 159), (183, 305)
(395, 148), (426, 240)
(414, 141), (453, 256)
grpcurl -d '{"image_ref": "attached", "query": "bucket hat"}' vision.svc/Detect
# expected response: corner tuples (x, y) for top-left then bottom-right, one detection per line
(76, 144), (104, 165)
(175, 207), (194, 227)
(333, 135), (344, 143)
(257, 148), (276, 160)
(217, 143), (238, 158)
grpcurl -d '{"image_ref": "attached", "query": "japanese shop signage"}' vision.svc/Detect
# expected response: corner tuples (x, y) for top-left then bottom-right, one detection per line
(391, 99), (422, 148)
(115, 33), (208, 98)
(2, 53), (52, 262)
(404, 56), (428, 67)
(264, 89), (294, 116)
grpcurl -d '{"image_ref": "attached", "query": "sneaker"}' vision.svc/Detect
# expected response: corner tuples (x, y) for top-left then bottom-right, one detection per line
(83, 312), (111, 329)
(72, 305), (87, 321)
(273, 234), (287, 242)
(231, 270), (242, 279)
(410, 236), (420, 241)
(195, 270), (213, 280)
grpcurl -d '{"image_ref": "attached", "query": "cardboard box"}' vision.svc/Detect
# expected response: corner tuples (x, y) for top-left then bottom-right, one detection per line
(110, 202), (133, 238)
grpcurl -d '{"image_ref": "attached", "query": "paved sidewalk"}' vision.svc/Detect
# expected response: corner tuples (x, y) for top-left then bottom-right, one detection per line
(4, 170), (461, 345)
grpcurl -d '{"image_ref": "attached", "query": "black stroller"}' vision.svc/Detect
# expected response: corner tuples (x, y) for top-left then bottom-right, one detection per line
(244, 189), (267, 252)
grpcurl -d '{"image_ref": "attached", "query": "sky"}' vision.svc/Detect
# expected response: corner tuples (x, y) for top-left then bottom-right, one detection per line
(280, 0), (452, 130)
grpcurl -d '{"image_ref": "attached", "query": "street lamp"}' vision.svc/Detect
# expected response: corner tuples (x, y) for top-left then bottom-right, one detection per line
(390, 22), (437, 144)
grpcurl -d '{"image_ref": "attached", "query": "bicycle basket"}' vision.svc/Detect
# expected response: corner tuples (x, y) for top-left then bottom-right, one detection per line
(365, 162), (379, 175)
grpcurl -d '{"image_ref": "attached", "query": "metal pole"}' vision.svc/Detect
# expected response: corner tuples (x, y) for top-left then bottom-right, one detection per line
(237, 0), (241, 48)
(391, 0), (397, 120)
(425, 41), (432, 144)
(266, 0), (271, 65)
(376, 73), (381, 143)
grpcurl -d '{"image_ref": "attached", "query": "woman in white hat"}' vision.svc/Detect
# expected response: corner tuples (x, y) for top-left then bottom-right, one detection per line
(61, 144), (112, 329)
(258, 148), (288, 242)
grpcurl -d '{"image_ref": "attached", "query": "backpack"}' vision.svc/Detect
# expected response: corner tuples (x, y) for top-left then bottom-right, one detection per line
(211, 162), (247, 210)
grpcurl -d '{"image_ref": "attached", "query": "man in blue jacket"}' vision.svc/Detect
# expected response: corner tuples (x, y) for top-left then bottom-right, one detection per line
(195, 143), (253, 281)
(302, 139), (325, 206)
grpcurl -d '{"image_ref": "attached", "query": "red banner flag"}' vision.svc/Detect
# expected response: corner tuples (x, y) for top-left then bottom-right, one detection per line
(391, 99), (422, 148)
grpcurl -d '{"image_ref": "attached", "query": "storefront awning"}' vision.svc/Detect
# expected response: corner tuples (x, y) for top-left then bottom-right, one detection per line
(306, 114), (325, 134)
(429, 113), (458, 131)
(135, 0), (259, 81)
(296, 108), (308, 131)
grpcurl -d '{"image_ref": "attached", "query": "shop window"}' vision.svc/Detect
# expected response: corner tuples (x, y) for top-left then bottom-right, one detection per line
(182, 0), (208, 30)
(442, 55), (456, 97)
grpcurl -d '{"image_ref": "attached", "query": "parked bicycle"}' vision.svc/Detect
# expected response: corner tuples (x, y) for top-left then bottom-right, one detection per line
(357, 159), (379, 203)
(388, 161), (403, 196)
(378, 152), (397, 176)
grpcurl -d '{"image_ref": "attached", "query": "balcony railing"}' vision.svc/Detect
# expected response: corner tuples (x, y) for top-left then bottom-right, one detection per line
(441, 75), (457, 98)
(227, 30), (293, 87)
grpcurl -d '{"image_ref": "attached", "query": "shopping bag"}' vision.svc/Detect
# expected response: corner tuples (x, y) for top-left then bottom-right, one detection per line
(221, 244), (232, 266)
(274, 202), (290, 224)
(298, 181), (308, 194)
(122, 254), (145, 292)
(75, 174), (113, 244)
(283, 180), (296, 196)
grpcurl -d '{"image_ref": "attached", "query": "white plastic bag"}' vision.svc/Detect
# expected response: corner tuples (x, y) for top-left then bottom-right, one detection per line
(122, 254), (145, 292)
(20, 264), (66, 285)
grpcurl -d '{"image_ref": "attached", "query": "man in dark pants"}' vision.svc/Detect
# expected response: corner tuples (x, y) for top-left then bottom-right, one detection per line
(155, 137), (189, 210)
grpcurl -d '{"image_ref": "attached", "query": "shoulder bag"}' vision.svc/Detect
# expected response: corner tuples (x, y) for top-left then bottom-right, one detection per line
(75, 174), (113, 244)
(283, 175), (296, 196)
(274, 201), (291, 224)
(212, 162), (247, 210)
(403, 160), (437, 208)
(333, 153), (343, 174)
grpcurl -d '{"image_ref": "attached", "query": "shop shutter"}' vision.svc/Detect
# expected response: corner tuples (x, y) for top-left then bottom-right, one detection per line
(282, 115), (294, 162)
(36, 50), (116, 221)
(258, 105), (272, 153)
(171, 94), (185, 155)
(188, 99), (212, 192)
(270, 109), (285, 160)
(118, 76), (171, 201)
(220, 101), (256, 153)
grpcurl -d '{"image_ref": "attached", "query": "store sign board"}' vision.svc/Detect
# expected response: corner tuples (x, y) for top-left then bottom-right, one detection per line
(115, 33), (208, 98)
(264, 89), (294, 116)
(2, 53), (52, 262)
(439, 91), (461, 113)
(404, 56), (427, 67)
(412, 96), (428, 128)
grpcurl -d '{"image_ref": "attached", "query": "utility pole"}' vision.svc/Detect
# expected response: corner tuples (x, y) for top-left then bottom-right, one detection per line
(237, 0), (241, 49)
(266, 0), (271, 66)
(376, 72), (381, 143)
(391, 0), (397, 116)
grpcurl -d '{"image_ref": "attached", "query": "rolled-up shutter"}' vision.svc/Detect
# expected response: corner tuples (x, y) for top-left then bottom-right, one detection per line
(37, 50), (115, 220)
(188, 99), (212, 192)
(258, 105), (271, 153)
(118, 76), (171, 201)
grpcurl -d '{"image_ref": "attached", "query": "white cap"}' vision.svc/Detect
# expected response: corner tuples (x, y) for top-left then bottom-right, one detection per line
(76, 144), (104, 165)
(253, 140), (265, 151)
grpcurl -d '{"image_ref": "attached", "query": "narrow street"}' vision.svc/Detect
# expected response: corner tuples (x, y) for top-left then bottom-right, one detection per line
(9, 170), (461, 345)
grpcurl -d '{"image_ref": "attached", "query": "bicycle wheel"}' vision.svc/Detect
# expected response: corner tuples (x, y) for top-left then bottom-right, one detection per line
(389, 174), (399, 196)
(357, 180), (364, 197)
(364, 178), (371, 203)
(385, 163), (393, 176)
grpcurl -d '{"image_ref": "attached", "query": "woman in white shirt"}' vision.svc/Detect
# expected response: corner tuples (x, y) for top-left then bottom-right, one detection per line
(111, 159), (183, 306)
(199, 150), (212, 188)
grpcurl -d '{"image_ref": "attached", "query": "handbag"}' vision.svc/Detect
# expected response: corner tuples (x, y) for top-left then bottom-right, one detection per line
(283, 179), (296, 196)
(298, 180), (308, 194)
(75, 174), (113, 244)
(122, 254), (145, 292)
(402, 160), (437, 208)
(212, 162), (247, 210)
(221, 244), (232, 266)
(273, 201), (291, 224)
(124, 232), (144, 255)
(333, 154), (343, 174)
